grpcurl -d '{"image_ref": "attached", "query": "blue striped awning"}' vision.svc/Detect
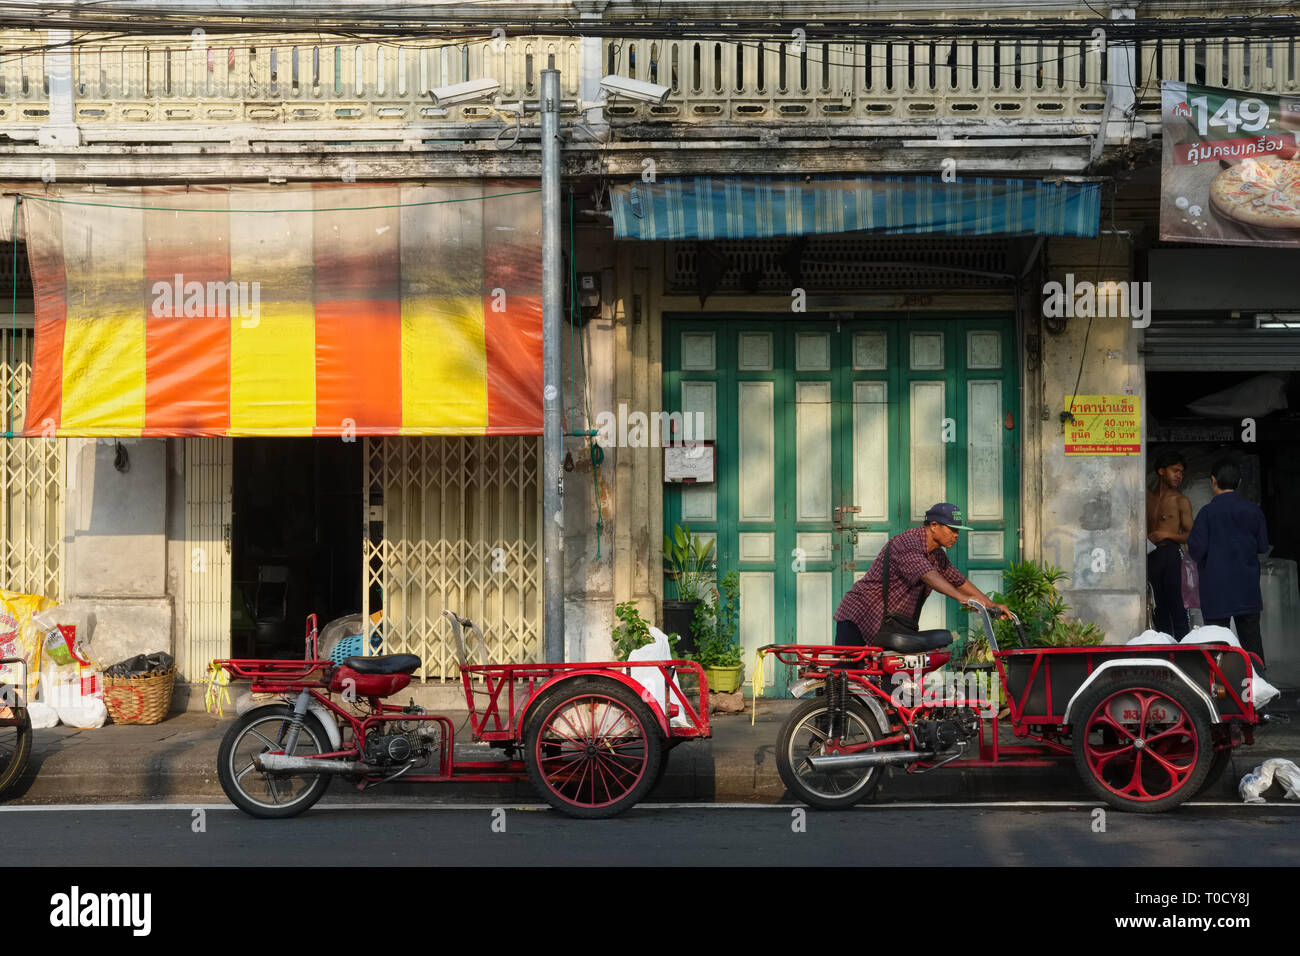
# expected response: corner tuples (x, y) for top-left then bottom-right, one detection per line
(611, 175), (1101, 240)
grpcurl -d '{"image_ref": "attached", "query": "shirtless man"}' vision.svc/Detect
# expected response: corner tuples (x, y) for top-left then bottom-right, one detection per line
(1146, 449), (1193, 638)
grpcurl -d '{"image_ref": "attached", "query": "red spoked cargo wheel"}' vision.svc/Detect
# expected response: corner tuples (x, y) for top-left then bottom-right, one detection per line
(524, 678), (663, 819)
(1071, 674), (1212, 813)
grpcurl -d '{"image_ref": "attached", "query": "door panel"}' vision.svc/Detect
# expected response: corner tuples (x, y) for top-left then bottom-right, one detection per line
(665, 315), (1018, 696)
(737, 381), (775, 523)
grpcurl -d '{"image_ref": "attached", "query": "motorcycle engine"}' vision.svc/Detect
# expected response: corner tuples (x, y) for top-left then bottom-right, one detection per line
(364, 708), (438, 766)
(913, 707), (981, 754)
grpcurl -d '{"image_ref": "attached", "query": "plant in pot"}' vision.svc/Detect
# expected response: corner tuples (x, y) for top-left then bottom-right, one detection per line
(957, 560), (1106, 692)
(662, 523), (716, 655)
(957, 561), (1106, 707)
(691, 570), (744, 694)
(610, 600), (679, 661)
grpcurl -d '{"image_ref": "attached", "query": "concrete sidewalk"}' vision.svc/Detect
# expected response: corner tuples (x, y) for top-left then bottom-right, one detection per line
(6, 691), (1299, 807)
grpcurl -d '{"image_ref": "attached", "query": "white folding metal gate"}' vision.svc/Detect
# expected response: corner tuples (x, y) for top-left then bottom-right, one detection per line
(2, 327), (63, 600)
(182, 437), (232, 683)
(363, 437), (541, 679)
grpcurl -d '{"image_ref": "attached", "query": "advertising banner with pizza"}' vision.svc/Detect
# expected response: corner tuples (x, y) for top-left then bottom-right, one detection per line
(1161, 81), (1300, 246)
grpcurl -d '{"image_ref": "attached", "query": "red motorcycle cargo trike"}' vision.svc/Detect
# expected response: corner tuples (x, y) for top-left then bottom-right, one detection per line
(764, 601), (1264, 813)
(213, 611), (711, 819)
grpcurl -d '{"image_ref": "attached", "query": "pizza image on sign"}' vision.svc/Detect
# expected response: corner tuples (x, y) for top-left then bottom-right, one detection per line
(1162, 81), (1300, 247)
(1210, 157), (1300, 229)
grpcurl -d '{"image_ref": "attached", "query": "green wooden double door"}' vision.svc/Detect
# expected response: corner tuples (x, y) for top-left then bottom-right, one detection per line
(663, 315), (1019, 695)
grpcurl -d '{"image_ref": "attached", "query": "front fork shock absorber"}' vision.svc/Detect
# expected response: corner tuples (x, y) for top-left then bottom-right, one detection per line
(827, 670), (848, 741)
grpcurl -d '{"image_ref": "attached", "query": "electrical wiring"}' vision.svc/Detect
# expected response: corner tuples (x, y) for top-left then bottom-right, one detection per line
(2, 6), (1300, 44)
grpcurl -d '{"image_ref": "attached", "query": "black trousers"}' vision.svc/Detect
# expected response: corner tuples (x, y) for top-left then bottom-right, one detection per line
(1147, 542), (1191, 639)
(834, 619), (864, 647)
(1204, 613), (1265, 670)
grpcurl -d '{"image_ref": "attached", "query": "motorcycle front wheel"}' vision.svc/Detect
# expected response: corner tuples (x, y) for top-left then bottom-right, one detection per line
(217, 705), (332, 819)
(777, 697), (888, 810)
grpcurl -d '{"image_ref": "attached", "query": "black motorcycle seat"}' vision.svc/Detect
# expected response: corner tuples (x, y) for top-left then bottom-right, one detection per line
(341, 654), (421, 675)
(875, 630), (954, 654)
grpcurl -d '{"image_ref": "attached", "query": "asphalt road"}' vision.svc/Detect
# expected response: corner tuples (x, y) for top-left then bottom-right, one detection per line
(6, 801), (1299, 866)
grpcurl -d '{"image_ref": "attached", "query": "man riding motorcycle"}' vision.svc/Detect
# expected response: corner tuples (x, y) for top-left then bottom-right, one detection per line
(833, 502), (1009, 646)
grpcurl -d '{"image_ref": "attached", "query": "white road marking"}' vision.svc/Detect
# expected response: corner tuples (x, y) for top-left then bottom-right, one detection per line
(0, 800), (1295, 813)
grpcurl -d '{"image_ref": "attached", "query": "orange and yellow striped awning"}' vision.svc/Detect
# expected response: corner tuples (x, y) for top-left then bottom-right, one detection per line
(21, 182), (543, 437)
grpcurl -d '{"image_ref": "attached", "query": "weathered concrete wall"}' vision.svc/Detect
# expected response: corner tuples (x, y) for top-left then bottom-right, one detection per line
(1035, 237), (1145, 642)
(63, 437), (175, 666)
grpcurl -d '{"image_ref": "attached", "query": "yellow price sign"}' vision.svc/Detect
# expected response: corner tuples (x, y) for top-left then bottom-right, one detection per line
(1065, 395), (1141, 456)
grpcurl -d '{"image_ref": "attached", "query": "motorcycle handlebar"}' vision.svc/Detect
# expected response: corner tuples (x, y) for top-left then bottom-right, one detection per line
(964, 599), (1028, 651)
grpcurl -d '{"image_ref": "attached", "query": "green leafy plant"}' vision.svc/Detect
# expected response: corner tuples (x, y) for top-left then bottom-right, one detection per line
(611, 601), (679, 661)
(691, 570), (743, 668)
(961, 560), (1105, 664)
(663, 523), (716, 603)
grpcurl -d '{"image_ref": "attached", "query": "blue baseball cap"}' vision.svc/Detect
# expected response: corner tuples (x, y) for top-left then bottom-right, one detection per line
(924, 503), (973, 531)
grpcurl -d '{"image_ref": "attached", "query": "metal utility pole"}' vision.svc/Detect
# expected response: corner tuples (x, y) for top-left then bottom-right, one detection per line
(540, 65), (565, 663)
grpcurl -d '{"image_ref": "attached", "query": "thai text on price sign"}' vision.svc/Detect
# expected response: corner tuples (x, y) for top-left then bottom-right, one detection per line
(1065, 395), (1141, 456)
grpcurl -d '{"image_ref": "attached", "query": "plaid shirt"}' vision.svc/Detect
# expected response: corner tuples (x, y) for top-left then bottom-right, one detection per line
(833, 526), (967, 638)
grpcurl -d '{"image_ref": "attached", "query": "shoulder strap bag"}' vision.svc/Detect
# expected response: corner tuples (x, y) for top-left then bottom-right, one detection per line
(872, 535), (928, 641)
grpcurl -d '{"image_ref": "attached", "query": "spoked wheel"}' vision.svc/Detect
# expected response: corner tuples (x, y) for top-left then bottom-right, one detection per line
(1072, 676), (1212, 813)
(524, 678), (663, 819)
(217, 705), (332, 819)
(777, 698), (888, 810)
(0, 705), (32, 797)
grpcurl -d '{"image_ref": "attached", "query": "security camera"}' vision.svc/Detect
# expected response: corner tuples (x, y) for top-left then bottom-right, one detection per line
(598, 75), (670, 105)
(428, 78), (502, 108)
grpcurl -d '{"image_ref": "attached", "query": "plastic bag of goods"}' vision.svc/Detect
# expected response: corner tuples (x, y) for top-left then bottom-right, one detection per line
(40, 659), (106, 729)
(26, 700), (59, 728)
(1127, 630), (1176, 645)
(0, 589), (57, 702)
(1239, 758), (1300, 804)
(31, 607), (93, 667)
(1181, 625), (1240, 647)
(1244, 673), (1281, 709)
(627, 626), (692, 728)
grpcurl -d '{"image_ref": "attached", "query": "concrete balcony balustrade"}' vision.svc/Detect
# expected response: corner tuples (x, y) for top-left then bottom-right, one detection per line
(0, 25), (1295, 180)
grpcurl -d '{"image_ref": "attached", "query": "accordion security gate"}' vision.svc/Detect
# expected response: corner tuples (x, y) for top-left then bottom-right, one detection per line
(2, 327), (63, 601)
(363, 436), (542, 680)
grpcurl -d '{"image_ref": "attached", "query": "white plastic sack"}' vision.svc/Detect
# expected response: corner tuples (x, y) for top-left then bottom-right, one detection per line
(1186, 373), (1288, 419)
(1128, 630), (1176, 645)
(1181, 625), (1240, 648)
(27, 700), (59, 728)
(56, 696), (106, 729)
(1244, 674), (1281, 709)
(627, 626), (692, 728)
(1239, 758), (1300, 803)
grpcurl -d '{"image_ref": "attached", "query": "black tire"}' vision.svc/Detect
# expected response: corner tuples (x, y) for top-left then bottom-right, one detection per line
(0, 708), (32, 797)
(777, 697), (888, 810)
(217, 705), (332, 819)
(1197, 748), (1234, 796)
(1071, 674), (1213, 813)
(524, 678), (663, 819)
(647, 744), (674, 796)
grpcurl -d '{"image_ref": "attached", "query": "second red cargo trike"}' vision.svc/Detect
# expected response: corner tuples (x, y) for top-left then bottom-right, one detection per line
(763, 600), (1265, 813)
(212, 610), (710, 819)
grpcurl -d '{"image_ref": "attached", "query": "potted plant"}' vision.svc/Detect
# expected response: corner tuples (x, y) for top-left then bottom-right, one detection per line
(691, 570), (744, 693)
(610, 600), (679, 661)
(957, 561), (1105, 708)
(662, 522), (716, 654)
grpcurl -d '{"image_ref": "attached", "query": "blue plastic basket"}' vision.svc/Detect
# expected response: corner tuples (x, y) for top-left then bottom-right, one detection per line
(329, 631), (383, 664)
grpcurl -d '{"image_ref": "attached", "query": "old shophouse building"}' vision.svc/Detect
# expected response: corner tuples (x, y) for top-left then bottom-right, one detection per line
(2, 1), (1298, 698)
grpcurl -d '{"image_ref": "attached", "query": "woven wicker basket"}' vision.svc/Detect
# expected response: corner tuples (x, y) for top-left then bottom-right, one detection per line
(103, 668), (176, 725)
